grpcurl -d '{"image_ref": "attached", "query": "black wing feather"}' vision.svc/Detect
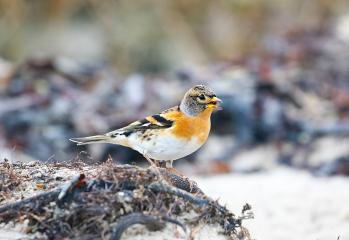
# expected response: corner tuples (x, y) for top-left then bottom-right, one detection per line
(108, 114), (174, 138)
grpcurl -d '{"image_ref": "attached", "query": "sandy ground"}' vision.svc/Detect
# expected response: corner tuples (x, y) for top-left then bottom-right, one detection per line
(1, 166), (349, 240)
(196, 167), (349, 240)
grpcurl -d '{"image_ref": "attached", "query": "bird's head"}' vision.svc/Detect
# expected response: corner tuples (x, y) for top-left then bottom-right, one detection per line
(180, 85), (222, 116)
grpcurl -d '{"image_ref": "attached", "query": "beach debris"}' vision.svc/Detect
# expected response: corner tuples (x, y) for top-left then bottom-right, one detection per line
(0, 160), (253, 239)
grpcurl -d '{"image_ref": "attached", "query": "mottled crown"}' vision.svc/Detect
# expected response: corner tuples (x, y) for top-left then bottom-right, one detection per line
(190, 85), (216, 97)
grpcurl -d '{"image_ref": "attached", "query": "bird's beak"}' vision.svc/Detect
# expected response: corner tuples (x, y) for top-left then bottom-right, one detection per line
(209, 97), (223, 110)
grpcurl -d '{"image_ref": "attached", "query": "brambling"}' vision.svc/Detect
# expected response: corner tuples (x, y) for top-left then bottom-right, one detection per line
(70, 85), (222, 168)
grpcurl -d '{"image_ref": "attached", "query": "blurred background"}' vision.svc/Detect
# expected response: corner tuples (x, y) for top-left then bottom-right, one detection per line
(0, 0), (349, 239)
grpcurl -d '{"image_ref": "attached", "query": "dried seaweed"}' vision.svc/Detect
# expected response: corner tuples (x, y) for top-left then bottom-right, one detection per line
(0, 161), (253, 239)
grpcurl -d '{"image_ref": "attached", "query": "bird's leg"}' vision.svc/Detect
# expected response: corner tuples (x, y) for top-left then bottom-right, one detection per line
(165, 160), (173, 168)
(155, 161), (202, 195)
(143, 154), (163, 179)
(144, 157), (202, 194)
(159, 168), (203, 195)
(143, 154), (156, 168)
(153, 160), (172, 169)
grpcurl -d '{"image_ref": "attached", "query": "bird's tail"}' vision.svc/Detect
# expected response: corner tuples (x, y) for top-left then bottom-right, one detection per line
(70, 135), (112, 145)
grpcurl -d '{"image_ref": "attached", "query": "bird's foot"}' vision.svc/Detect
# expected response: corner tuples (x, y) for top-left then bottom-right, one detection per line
(154, 160), (173, 169)
(143, 155), (162, 177)
(144, 156), (157, 168)
(158, 167), (203, 195)
(146, 159), (203, 194)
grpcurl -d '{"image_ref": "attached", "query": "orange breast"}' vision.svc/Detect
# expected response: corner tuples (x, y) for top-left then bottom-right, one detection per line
(166, 108), (213, 144)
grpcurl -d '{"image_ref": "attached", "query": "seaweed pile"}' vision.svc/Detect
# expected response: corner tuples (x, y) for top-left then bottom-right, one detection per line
(0, 159), (253, 239)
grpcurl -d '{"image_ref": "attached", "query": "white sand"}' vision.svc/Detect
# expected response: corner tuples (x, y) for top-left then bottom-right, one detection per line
(196, 167), (349, 240)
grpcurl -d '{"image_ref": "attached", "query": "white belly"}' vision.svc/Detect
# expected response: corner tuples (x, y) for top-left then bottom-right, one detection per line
(127, 132), (203, 161)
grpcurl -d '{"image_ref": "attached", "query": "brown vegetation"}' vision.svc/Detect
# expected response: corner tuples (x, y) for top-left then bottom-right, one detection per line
(0, 159), (253, 239)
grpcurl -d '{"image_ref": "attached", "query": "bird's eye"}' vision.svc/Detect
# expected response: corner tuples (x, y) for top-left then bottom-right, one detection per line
(198, 94), (205, 100)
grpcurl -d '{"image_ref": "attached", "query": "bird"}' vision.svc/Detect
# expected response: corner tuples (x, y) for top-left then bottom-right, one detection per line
(70, 85), (222, 169)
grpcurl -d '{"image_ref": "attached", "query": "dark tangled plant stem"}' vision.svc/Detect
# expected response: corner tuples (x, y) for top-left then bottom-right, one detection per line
(111, 212), (187, 240)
